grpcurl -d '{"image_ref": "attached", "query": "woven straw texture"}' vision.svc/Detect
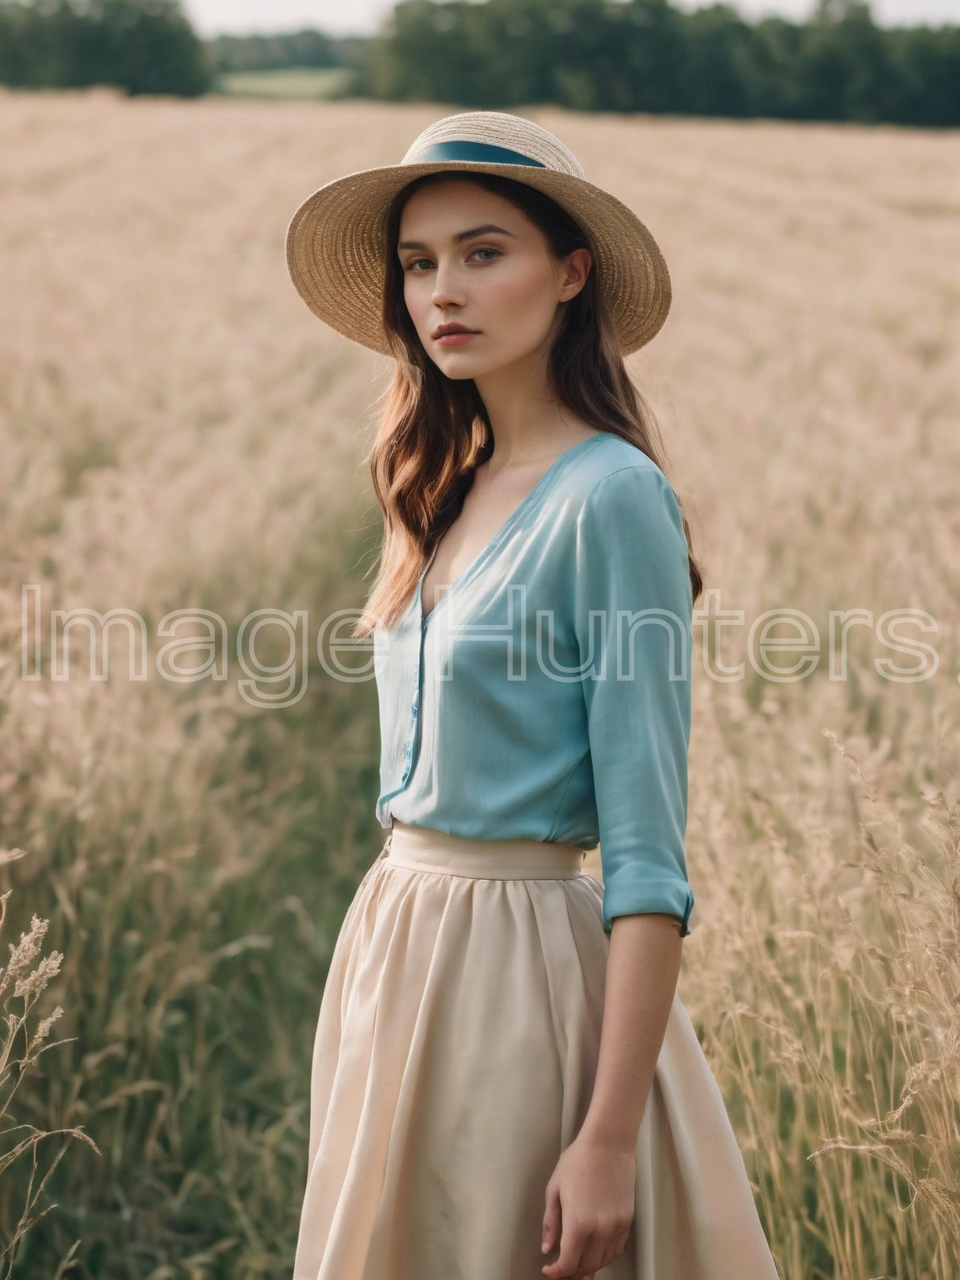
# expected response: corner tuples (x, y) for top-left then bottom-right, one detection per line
(286, 112), (671, 356)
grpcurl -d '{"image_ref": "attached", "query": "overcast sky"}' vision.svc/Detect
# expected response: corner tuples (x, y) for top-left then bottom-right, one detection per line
(182, 0), (960, 38)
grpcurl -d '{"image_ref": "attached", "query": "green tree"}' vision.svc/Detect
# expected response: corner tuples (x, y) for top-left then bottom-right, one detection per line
(799, 0), (893, 122)
(885, 23), (960, 125)
(0, 0), (212, 96)
(681, 4), (760, 118)
(358, 0), (688, 113)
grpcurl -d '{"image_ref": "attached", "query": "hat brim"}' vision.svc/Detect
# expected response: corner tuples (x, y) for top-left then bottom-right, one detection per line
(286, 160), (671, 357)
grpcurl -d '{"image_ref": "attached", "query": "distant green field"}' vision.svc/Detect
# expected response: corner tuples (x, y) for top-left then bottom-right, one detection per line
(216, 67), (350, 100)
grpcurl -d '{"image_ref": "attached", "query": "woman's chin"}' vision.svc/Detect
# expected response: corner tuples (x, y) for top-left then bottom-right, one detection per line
(431, 352), (490, 381)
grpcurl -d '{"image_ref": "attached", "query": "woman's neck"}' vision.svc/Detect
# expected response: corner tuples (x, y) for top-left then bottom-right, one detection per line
(473, 348), (589, 469)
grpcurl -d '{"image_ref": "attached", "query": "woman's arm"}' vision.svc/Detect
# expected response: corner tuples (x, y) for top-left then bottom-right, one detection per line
(581, 910), (683, 1146)
(540, 912), (683, 1280)
(542, 460), (695, 1278)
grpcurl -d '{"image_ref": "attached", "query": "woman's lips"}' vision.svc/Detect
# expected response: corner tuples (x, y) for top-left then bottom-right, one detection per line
(434, 330), (479, 347)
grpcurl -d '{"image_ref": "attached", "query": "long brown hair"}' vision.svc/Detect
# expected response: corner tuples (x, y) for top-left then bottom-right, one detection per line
(352, 171), (702, 637)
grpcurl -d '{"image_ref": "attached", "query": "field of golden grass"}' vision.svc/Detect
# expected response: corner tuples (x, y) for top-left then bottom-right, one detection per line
(0, 89), (958, 1279)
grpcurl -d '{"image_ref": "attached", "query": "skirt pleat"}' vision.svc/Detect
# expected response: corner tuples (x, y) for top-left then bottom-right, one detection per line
(292, 824), (779, 1280)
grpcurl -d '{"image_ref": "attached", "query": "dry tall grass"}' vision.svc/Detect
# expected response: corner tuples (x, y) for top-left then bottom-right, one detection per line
(0, 848), (98, 1279)
(0, 90), (957, 1278)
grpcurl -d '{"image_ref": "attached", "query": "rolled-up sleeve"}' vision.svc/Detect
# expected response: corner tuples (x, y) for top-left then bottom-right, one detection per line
(572, 462), (695, 938)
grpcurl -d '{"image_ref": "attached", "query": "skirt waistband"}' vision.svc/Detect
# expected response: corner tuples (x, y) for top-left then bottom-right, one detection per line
(383, 820), (585, 880)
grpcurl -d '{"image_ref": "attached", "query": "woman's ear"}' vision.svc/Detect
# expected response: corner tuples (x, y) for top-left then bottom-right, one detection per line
(557, 248), (592, 303)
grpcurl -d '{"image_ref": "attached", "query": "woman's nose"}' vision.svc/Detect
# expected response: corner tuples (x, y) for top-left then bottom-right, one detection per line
(431, 261), (466, 310)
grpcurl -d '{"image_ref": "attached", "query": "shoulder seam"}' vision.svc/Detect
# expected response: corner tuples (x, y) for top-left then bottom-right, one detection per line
(584, 459), (671, 506)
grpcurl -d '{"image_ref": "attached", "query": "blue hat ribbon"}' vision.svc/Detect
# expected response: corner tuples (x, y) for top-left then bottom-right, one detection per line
(413, 140), (545, 168)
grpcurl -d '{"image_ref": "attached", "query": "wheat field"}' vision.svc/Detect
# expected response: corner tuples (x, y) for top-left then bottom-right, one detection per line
(0, 88), (958, 1279)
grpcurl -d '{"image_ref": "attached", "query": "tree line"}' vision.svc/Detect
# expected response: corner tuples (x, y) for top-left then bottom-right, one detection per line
(0, 0), (210, 96)
(1, 0), (959, 126)
(356, 0), (960, 127)
(208, 29), (365, 74)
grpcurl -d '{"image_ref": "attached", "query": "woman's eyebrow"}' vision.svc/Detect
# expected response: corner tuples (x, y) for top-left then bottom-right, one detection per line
(454, 223), (517, 243)
(398, 223), (518, 251)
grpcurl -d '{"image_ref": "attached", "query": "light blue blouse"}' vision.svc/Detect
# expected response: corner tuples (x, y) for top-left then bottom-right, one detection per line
(373, 432), (695, 937)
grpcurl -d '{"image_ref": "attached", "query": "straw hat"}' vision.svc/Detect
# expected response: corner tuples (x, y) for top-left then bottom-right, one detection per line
(286, 110), (671, 356)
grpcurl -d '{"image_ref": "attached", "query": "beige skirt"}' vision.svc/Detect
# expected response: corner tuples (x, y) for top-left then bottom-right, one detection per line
(292, 822), (780, 1280)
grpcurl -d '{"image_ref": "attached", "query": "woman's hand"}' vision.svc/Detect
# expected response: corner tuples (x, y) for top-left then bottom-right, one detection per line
(540, 1131), (636, 1279)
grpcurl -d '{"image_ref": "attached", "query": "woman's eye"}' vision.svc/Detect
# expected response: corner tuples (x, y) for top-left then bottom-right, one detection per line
(470, 248), (500, 262)
(404, 258), (433, 272)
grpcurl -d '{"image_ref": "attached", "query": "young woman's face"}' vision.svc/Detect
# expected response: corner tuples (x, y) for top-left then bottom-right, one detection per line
(396, 179), (590, 381)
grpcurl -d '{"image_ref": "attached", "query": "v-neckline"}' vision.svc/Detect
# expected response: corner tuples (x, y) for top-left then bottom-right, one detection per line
(416, 433), (609, 626)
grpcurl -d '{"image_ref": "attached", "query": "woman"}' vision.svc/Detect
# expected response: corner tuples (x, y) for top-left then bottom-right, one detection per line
(285, 111), (780, 1280)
